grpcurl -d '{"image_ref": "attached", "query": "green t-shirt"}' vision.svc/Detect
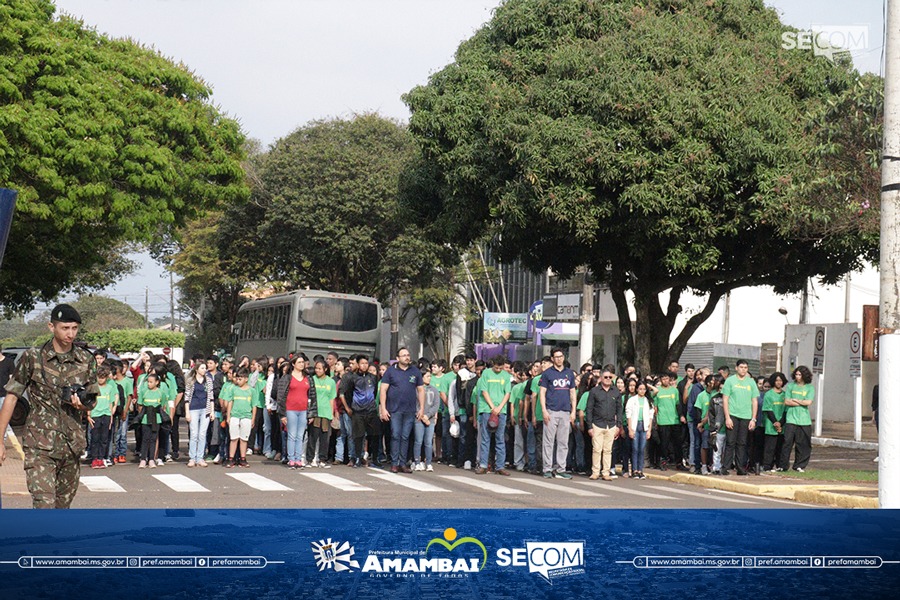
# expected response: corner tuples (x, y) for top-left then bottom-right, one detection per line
(695, 390), (711, 430)
(92, 380), (118, 418)
(510, 381), (527, 419)
(223, 384), (255, 420)
(477, 369), (512, 415)
(138, 387), (164, 424)
(784, 382), (814, 426)
(722, 375), (759, 420)
(254, 376), (267, 409)
(431, 373), (452, 415)
(653, 385), (680, 426)
(530, 376), (543, 422)
(762, 389), (786, 435)
(313, 375), (336, 420)
(577, 391), (588, 413)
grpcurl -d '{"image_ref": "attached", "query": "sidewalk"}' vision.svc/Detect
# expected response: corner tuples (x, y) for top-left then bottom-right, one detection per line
(813, 419), (879, 450)
(0, 427), (29, 508)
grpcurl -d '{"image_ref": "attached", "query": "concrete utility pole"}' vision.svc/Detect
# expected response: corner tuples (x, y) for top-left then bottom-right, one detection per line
(578, 272), (594, 368)
(170, 272), (175, 331)
(880, 0), (900, 508)
(145, 287), (150, 329)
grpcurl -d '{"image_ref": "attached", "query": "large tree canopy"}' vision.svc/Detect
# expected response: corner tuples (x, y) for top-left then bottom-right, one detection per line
(218, 114), (453, 303)
(0, 0), (247, 311)
(404, 0), (880, 372)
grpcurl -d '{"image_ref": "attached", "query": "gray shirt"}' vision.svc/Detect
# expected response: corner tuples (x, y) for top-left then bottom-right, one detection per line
(423, 384), (440, 420)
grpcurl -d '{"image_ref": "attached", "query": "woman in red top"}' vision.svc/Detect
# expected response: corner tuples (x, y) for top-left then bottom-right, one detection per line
(276, 354), (317, 468)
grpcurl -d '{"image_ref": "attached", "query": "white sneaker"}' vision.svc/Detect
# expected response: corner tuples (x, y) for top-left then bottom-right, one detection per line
(795, 467), (805, 473)
(213, 455), (221, 464)
(156, 458), (165, 467)
(187, 460), (196, 468)
(311, 458), (319, 468)
(165, 454), (174, 463)
(701, 465), (709, 475)
(247, 449), (253, 455)
(426, 464), (434, 472)
(414, 462), (425, 472)
(463, 460), (472, 470)
(875, 456), (880, 463)
(81, 452), (89, 460)
(198, 460), (208, 468)
(103, 459), (112, 467)
(322, 462), (331, 469)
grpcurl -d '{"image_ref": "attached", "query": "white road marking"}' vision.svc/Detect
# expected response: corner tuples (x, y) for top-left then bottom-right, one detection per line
(152, 474), (210, 492)
(440, 475), (532, 495)
(507, 477), (607, 497)
(299, 472), (374, 492)
(643, 485), (758, 504)
(79, 476), (126, 493)
(574, 480), (675, 500)
(367, 470), (451, 492)
(226, 472), (293, 491)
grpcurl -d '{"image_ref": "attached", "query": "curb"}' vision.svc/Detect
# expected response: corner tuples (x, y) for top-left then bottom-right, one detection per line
(645, 472), (879, 508)
(812, 437), (878, 451)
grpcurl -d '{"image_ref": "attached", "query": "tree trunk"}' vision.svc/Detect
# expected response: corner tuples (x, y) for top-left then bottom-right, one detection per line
(609, 271), (635, 370)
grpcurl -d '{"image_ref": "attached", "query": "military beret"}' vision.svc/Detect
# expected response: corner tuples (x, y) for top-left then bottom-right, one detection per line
(50, 304), (82, 324)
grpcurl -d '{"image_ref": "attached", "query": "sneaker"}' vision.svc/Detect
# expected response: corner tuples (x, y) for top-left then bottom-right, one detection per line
(265, 452), (276, 460)
(91, 459), (100, 469)
(156, 458), (165, 467)
(187, 460), (196, 468)
(149, 461), (157, 469)
(322, 461), (331, 469)
(198, 460), (208, 468)
(638, 472), (647, 480)
(609, 472), (618, 480)
(426, 464), (434, 472)
(246, 448), (253, 455)
(213, 455), (222, 464)
(81, 452), (89, 460)
(299, 460), (307, 469)
(775, 467), (785, 472)
(241, 458), (250, 468)
(165, 454), (174, 463)
(351, 460), (361, 469)
(554, 471), (573, 480)
(310, 458), (319, 468)
(414, 462), (425, 472)
(448, 463), (457, 468)
(794, 467), (805, 473)
(495, 468), (510, 476)
(474, 467), (488, 474)
(701, 465), (709, 475)
(874, 456), (879, 463)
(401, 465), (413, 474)
(118, 456), (126, 464)
(589, 474), (599, 480)
(463, 460), (472, 471)
(543, 471), (554, 479)
(225, 459), (234, 468)
(138, 460), (147, 469)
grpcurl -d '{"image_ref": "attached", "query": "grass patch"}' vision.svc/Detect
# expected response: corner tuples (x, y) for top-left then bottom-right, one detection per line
(770, 469), (877, 483)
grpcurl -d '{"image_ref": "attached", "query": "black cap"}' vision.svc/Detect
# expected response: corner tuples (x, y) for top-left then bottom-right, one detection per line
(50, 304), (81, 324)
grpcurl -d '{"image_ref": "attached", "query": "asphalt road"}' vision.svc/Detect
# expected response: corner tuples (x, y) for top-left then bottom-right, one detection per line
(0, 456), (814, 509)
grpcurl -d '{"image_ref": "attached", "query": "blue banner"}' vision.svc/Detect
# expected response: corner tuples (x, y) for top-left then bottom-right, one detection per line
(0, 188), (16, 268)
(0, 509), (897, 599)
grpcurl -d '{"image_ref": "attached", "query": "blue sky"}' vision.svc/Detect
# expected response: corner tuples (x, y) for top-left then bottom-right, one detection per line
(34, 0), (886, 340)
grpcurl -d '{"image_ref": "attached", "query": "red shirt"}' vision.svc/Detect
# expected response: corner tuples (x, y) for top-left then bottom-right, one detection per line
(286, 375), (310, 412)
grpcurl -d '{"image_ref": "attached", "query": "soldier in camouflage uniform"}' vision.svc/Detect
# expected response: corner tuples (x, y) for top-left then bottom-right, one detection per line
(0, 304), (98, 508)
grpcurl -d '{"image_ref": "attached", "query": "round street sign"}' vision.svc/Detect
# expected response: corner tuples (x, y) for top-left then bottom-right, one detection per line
(850, 331), (861, 354)
(814, 329), (825, 352)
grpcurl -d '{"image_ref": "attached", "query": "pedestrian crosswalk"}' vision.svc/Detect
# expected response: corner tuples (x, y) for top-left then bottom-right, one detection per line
(76, 465), (765, 506)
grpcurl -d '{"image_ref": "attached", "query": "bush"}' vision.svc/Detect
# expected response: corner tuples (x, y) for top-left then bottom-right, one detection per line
(82, 329), (186, 352)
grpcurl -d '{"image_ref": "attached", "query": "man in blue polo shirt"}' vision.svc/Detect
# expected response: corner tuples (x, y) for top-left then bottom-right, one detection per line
(379, 347), (425, 474)
(539, 346), (577, 479)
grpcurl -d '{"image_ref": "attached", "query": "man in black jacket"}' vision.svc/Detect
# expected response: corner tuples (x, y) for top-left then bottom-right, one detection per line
(585, 368), (623, 481)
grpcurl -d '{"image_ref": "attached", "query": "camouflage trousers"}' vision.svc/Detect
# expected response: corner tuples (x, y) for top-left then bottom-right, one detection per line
(23, 447), (80, 509)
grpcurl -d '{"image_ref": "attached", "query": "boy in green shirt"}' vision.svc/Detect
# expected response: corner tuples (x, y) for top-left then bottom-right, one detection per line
(780, 366), (815, 472)
(721, 359), (760, 476)
(89, 365), (118, 469)
(475, 355), (511, 475)
(223, 367), (258, 468)
(761, 372), (787, 472)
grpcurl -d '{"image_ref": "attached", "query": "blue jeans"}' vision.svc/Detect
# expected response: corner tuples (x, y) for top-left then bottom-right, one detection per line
(263, 410), (273, 455)
(632, 421), (647, 473)
(478, 412), (507, 469)
(188, 409), (210, 462)
(413, 419), (436, 465)
(109, 415), (128, 459)
(390, 411), (416, 467)
(286, 410), (308, 464)
(335, 412), (355, 463)
(526, 421), (538, 471)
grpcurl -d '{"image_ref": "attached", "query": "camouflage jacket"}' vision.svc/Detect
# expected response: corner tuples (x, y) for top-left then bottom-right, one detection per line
(5, 343), (99, 458)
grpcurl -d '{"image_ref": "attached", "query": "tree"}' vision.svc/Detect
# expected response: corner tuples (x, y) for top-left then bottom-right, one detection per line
(0, 0), (248, 312)
(220, 114), (451, 302)
(404, 0), (880, 373)
(70, 295), (145, 332)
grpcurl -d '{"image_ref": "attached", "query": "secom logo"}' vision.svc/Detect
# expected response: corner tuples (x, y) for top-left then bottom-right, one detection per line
(496, 542), (585, 584)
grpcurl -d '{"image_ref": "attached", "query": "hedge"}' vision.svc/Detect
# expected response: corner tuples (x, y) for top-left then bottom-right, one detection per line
(81, 329), (186, 352)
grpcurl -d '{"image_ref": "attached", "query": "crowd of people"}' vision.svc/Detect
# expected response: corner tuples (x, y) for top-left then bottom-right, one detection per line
(82, 347), (817, 481)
